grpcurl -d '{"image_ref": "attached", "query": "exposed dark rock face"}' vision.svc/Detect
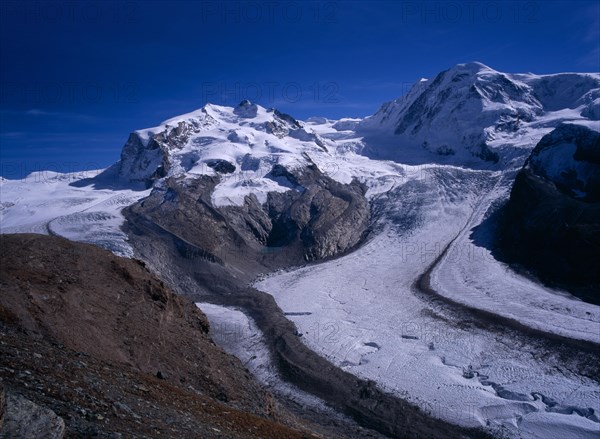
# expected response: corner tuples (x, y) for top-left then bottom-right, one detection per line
(499, 124), (600, 304)
(266, 164), (369, 261)
(233, 99), (258, 118)
(0, 391), (65, 439)
(527, 124), (600, 200)
(118, 132), (168, 186)
(117, 108), (218, 185)
(273, 109), (302, 128)
(467, 142), (500, 163)
(125, 162), (370, 276)
(206, 158), (236, 174)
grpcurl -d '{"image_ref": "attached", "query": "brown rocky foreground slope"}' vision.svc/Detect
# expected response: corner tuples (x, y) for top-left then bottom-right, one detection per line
(0, 233), (321, 438)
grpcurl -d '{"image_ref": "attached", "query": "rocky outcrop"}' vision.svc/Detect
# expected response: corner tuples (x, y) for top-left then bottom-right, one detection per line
(527, 123), (600, 200)
(0, 391), (65, 439)
(124, 162), (370, 279)
(266, 163), (369, 260)
(118, 132), (168, 186)
(499, 124), (600, 304)
(206, 158), (236, 174)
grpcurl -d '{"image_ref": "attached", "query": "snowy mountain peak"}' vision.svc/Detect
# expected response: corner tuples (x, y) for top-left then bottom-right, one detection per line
(115, 101), (335, 206)
(233, 99), (259, 118)
(359, 62), (599, 167)
(448, 61), (495, 74)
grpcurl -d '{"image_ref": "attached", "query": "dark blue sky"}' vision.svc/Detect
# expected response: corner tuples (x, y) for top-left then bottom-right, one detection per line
(1, 0), (599, 178)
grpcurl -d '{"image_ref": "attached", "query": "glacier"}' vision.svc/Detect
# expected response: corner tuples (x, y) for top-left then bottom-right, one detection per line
(1, 62), (599, 439)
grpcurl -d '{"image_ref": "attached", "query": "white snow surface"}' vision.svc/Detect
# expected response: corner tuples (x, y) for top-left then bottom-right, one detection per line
(0, 170), (150, 257)
(196, 302), (365, 428)
(358, 62), (600, 168)
(123, 102), (355, 207)
(255, 165), (600, 438)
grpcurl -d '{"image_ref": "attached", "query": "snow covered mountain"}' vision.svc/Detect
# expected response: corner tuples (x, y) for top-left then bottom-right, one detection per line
(358, 62), (599, 167)
(1, 62), (599, 439)
(99, 62), (600, 200)
(117, 100), (331, 195)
